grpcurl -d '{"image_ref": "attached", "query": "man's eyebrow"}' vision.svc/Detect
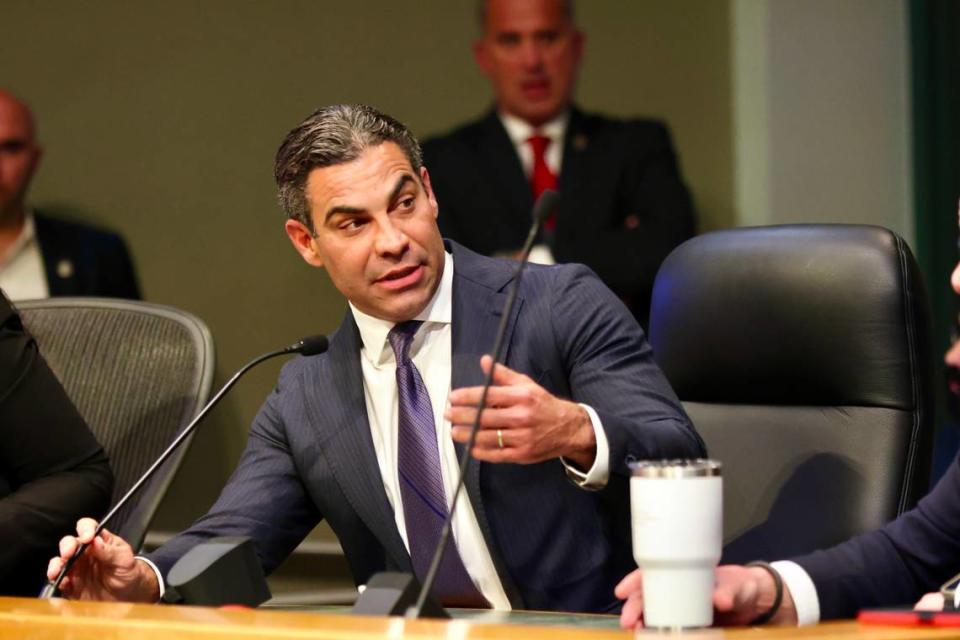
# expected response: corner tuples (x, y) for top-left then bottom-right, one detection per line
(388, 174), (415, 204)
(322, 174), (415, 223)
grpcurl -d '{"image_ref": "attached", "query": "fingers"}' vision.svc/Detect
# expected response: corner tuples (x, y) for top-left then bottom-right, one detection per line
(48, 519), (113, 585)
(446, 356), (533, 403)
(76, 518), (100, 543)
(479, 354), (530, 384)
(615, 572), (648, 629)
(946, 339), (960, 368)
(915, 592), (945, 611)
(446, 405), (526, 431)
(47, 556), (63, 581)
(448, 383), (537, 412)
(449, 426), (513, 462)
(614, 569), (644, 599)
(55, 518), (102, 563)
(620, 591), (645, 629)
(712, 583), (740, 613)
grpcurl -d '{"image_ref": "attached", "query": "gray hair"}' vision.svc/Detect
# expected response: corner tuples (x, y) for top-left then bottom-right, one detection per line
(274, 104), (423, 231)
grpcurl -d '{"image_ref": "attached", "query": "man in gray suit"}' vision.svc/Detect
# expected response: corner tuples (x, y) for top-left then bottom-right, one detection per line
(49, 104), (702, 612)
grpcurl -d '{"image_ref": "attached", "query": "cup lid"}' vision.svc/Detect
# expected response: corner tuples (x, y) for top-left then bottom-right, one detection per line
(628, 459), (722, 478)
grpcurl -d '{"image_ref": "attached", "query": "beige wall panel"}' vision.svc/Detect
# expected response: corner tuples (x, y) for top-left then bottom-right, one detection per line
(0, 1), (732, 538)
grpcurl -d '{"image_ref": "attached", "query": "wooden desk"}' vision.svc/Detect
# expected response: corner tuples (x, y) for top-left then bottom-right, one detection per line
(1, 597), (959, 640)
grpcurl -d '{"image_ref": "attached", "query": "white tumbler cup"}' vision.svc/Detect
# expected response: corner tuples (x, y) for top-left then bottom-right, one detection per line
(629, 459), (722, 630)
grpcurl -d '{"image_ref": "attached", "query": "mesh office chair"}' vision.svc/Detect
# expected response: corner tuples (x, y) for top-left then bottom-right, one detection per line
(648, 224), (934, 563)
(16, 297), (215, 551)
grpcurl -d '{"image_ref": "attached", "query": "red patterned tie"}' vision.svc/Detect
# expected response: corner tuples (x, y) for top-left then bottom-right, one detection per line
(527, 135), (558, 231)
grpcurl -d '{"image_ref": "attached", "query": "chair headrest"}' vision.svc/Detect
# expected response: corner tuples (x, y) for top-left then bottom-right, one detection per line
(649, 224), (932, 407)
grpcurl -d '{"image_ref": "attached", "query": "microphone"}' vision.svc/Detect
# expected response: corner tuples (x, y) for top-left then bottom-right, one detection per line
(408, 188), (560, 616)
(40, 334), (329, 598)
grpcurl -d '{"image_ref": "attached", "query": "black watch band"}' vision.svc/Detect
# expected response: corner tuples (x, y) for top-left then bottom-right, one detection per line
(746, 561), (784, 625)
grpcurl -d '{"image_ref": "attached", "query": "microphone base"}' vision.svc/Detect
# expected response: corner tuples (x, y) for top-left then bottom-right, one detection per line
(352, 572), (449, 619)
(38, 581), (60, 599)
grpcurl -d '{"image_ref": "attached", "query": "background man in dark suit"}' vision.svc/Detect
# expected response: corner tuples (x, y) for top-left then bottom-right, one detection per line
(0, 90), (139, 300)
(422, 0), (696, 327)
(0, 289), (113, 596)
(616, 209), (960, 627)
(49, 104), (703, 612)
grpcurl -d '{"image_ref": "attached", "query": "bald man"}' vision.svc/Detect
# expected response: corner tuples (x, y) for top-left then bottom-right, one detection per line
(422, 0), (695, 329)
(0, 90), (139, 300)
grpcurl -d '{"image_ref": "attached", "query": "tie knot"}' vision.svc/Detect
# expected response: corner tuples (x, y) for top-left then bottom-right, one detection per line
(387, 320), (423, 364)
(527, 134), (551, 158)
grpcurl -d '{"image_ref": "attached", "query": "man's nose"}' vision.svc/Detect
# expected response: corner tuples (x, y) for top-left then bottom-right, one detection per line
(519, 39), (545, 69)
(375, 218), (408, 256)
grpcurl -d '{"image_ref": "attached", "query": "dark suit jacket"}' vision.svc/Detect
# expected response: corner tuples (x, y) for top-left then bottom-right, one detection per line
(34, 213), (140, 299)
(790, 452), (960, 619)
(0, 291), (113, 595)
(149, 241), (704, 612)
(422, 108), (696, 327)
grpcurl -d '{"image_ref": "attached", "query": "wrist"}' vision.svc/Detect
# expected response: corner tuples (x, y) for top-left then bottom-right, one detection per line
(563, 404), (596, 469)
(134, 557), (162, 602)
(746, 562), (797, 626)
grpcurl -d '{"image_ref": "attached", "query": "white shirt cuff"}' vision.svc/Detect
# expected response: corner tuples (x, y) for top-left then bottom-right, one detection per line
(560, 403), (609, 489)
(527, 244), (556, 266)
(135, 555), (166, 602)
(772, 560), (820, 625)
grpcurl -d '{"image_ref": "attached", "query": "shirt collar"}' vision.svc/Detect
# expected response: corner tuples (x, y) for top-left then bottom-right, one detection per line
(498, 109), (570, 148)
(0, 209), (37, 267)
(350, 250), (453, 367)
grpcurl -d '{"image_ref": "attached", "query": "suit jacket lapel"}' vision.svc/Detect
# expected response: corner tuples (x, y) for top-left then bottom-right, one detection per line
(476, 110), (534, 224)
(304, 313), (410, 571)
(449, 242), (525, 606)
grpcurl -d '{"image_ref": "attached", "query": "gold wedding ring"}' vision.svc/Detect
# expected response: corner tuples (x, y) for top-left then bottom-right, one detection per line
(497, 429), (504, 449)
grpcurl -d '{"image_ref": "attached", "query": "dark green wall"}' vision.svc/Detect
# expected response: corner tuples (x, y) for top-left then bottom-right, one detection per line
(1, 1), (732, 535)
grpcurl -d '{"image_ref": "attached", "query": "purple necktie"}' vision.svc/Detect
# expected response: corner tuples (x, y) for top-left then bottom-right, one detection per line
(388, 320), (489, 608)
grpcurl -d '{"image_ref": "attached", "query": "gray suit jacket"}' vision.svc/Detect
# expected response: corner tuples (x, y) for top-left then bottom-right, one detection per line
(149, 241), (703, 612)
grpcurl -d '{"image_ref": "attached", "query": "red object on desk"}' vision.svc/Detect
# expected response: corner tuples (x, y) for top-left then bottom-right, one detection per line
(858, 609), (960, 627)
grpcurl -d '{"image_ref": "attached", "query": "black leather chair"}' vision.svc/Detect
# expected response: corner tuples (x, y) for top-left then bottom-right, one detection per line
(648, 224), (935, 563)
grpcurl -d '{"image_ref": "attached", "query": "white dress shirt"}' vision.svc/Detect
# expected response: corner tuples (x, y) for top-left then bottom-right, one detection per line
(0, 211), (49, 301)
(498, 111), (569, 267)
(499, 110), (568, 177)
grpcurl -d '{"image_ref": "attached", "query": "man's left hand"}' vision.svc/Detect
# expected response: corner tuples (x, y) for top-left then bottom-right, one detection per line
(445, 355), (596, 467)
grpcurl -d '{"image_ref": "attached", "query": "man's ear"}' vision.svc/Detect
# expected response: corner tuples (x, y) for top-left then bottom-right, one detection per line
(284, 219), (325, 268)
(572, 29), (585, 66)
(25, 145), (42, 183)
(420, 166), (439, 219)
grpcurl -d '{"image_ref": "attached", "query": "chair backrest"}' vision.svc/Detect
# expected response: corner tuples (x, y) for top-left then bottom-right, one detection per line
(648, 224), (934, 563)
(16, 297), (215, 551)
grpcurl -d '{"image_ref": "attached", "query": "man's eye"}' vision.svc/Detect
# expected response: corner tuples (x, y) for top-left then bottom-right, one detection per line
(399, 197), (415, 210)
(0, 141), (26, 154)
(536, 31), (559, 45)
(340, 219), (365, 231)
